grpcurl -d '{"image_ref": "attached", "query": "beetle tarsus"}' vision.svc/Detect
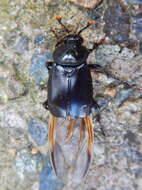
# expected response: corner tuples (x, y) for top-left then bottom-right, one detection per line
(98, 121), (106, 137)
(88, 64), (104, 71)
(43, 99), (49, 110)
(89, 64), (131, 87)
(46, 62), (53, 70)
(39, 83), (48, 90)
(89, 37), (106, 53)
(92, 100), (105, 136)
(88, 64), (111, 78)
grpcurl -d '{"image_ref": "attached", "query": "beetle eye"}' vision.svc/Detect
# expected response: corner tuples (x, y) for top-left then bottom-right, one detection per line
(78, 38), (83, 44)
(63, 35), (83, 45)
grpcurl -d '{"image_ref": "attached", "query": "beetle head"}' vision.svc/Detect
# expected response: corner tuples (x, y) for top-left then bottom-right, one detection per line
(53, 16), (95, 47)
(52, 17), (95, 66)
(63, 35), (83, 46)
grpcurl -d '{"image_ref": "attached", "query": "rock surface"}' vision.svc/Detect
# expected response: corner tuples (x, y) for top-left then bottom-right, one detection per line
(69, 0), (102, 9)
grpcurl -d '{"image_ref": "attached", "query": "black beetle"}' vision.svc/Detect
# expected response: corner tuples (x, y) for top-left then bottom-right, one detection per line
(43, 16), (107, 184)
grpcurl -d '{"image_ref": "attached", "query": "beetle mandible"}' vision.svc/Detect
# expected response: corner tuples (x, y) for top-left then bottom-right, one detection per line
(43, 16), (106, 184)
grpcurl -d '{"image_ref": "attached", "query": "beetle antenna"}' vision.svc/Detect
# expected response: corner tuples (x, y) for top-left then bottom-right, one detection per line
(78, 20), (95, 35)
(50, 28), (58, 39)
(56, 16), (70, 33)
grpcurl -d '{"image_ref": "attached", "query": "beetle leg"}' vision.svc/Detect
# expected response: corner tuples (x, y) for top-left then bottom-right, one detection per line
(88, 37), (106, 53)
(39, 83), (48, 90)
(43, 99), (48, 110)
(92, 100), (105, 136)
(88, 64), (131, 87)
(46, 62), (53, 70)
(39, 62), (53, 90)
(88, 64), (105, 72)
(88, 64), (113, 79)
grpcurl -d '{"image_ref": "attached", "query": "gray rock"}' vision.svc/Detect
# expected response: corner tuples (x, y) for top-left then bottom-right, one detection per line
(30, 51), (52, 84)
(5, 78), (26, 100)
(40, 157), (64, 190)
(15, 149), (42, 180)
(29, 119), (48, 145)
(13, 36), (30, 54)
(0, 105), (27, 129)
(103, 1), (130, 45)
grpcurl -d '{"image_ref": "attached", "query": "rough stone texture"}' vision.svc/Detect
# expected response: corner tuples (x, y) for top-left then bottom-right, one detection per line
(40, 157), (64, 190)
(69, 0), (102, 9)
(29, 119), (48, 145)
(109, 55), (142, 83)
(103, 1), (130, 45)
(15, 149), (43, 180)
(30, 51), (52, 84)
(0, 0), (142, 190)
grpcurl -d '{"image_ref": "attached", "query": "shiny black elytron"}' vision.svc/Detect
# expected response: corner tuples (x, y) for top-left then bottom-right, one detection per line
(43, 16), (105, 184)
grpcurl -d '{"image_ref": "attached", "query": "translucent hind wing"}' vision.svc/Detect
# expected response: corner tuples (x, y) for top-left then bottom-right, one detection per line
(48, 114), (93, 185)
